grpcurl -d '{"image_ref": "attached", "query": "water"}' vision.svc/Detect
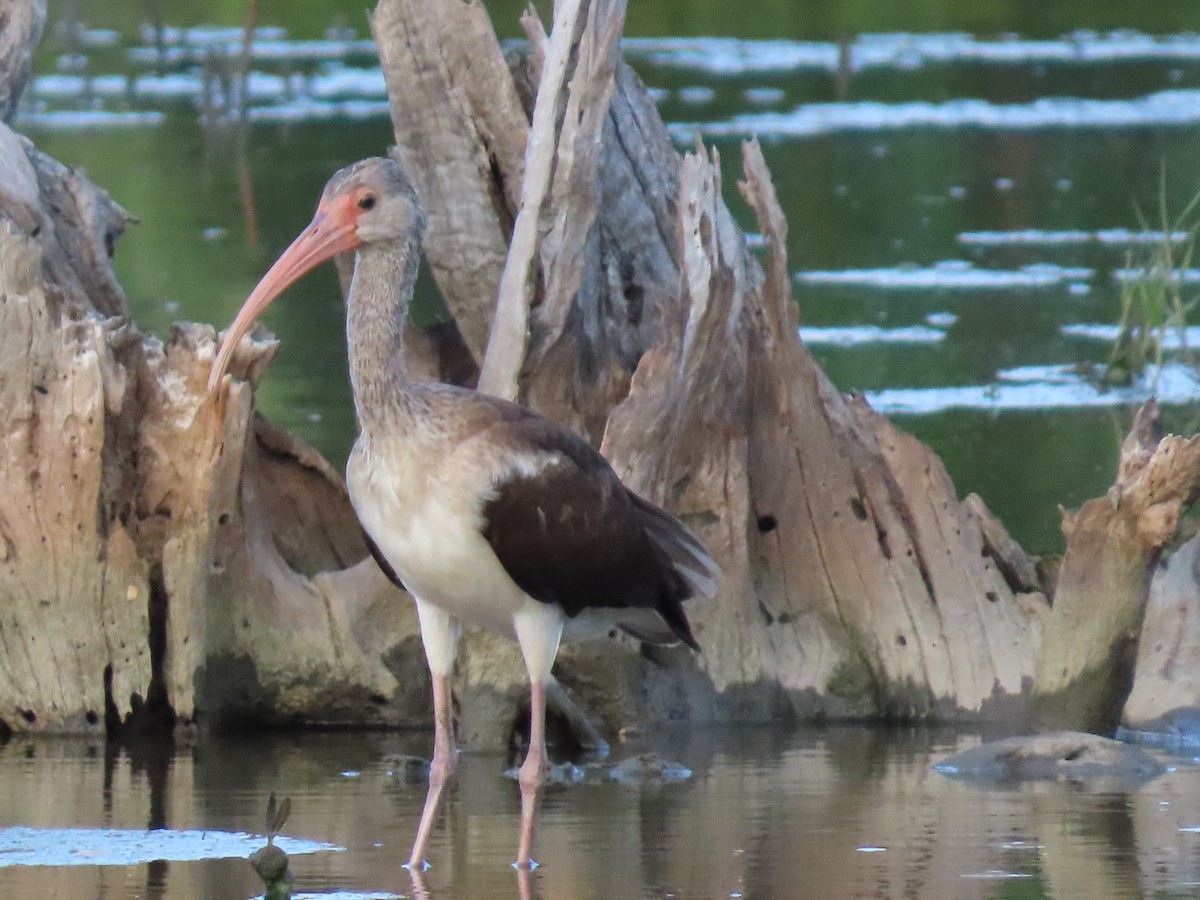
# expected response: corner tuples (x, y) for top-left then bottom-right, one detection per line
(4, 727), (1200, 898)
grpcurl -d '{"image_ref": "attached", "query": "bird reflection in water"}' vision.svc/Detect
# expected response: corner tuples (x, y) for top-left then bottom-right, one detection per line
(408, 864), (539, 900)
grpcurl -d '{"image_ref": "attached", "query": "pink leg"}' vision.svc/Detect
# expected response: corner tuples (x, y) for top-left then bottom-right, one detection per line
(407, 671), (456, 871)
(515, 679), (548, 868)
(408, 867), (432, 900)
(516, 864), (535, 900)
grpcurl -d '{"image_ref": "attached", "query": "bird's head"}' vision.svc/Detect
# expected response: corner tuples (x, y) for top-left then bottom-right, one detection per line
(208, 156), (424, 392)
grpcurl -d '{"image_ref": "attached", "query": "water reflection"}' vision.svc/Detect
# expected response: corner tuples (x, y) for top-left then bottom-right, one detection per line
(3, 727), (1200, 897)
(408, 867), (536, 900)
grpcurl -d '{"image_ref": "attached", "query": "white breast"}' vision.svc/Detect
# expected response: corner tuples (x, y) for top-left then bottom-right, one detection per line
(346, 433), (542, 640)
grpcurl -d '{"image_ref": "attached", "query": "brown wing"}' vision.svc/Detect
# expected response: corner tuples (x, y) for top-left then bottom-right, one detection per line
(479, 417), (699, 650)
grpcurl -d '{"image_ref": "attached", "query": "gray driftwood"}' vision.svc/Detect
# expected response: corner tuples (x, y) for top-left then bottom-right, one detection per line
(1031, 400), (1200, 733)
(0, 115), (425, 735)
(369, 0), (1048, 746)
(0, 0), (45, 123)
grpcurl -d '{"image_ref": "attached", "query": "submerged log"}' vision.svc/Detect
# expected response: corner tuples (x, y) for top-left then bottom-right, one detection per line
(934, 731), (1164, 784)
(1030, 400), (1200, 734)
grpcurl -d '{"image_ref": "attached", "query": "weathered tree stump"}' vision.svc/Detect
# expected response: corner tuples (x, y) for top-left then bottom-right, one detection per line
(369, 0), (1048, 745)
(1123, 531), (1200, 736)
(0, 114), (425, 734)
(1031, 400), (1200, 733)
(0, 0), (44, 124)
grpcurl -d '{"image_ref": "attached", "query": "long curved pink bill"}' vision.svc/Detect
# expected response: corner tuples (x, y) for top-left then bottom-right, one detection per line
(208, 204), (359, 393)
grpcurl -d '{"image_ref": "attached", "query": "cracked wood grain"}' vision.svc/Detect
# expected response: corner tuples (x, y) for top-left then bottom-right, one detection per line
(1032, 399), (1200, 733)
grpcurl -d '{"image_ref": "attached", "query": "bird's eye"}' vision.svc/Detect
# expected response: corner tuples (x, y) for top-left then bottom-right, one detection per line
(358, 193), (377, 211)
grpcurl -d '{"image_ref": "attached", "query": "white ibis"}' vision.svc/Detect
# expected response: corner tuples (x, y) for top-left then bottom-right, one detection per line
(209, 157), (717, 870)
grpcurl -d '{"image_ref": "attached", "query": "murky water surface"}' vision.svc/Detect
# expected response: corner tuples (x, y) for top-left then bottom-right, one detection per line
(3, 727), (1200, 899)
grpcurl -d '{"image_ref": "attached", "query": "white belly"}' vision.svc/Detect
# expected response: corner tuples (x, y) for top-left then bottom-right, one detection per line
(347, 437), (532, 640)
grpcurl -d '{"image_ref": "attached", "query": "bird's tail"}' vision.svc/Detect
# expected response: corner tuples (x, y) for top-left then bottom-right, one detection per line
(630, 493), (720, 601)
(619, 493), (720, 651)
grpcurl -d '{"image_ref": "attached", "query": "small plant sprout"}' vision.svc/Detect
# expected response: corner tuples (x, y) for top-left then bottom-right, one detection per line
(1105, 171), (1200, 388)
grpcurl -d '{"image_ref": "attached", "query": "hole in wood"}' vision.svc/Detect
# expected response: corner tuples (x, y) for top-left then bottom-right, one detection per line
(17, 708), (35, 723)
(756, 515), (777, 533)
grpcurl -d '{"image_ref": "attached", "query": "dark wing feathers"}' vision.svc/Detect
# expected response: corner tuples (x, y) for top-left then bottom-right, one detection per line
(628, 493), (719, 600)
(479, 418), (708, 651)
(364, 529), (406, 591)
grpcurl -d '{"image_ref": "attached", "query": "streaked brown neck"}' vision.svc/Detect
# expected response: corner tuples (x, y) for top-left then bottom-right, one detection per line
(346, 234), (422, 433)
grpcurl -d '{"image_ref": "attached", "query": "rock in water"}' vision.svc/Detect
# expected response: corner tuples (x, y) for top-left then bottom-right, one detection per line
(932, 731), (1165, 785)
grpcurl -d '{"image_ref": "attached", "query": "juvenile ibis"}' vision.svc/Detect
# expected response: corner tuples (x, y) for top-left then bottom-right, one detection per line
(209, 157), (717, 869)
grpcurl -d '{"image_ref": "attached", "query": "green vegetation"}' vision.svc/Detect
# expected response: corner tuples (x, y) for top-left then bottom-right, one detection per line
(1104, 175), (1200, 388)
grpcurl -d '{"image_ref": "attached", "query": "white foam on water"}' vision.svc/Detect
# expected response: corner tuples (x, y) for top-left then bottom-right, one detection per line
(307, 67), (388, 100)
(625, 36), (838, 73)
(794, 260), (1093, 289)
(30, 74), (129, 99)
(1063, 323), (1200, 349)
(994, 364), (1086, 385)
(624, 32), (1200, 75)
(128, 38), (377, 66)
(19, 109), (165, 129)
(1114, 266), (1200, 283)
(864, 361), (1200, 414)
(960, 227), (1191, 246)
(0, 826), (339, 868)
(245, 99), (392, 123)
(132, 72), (206, 99)
(675, 90), (1200, 140)
(677, 86), (716, 105)
(138, 25), (289, 46)
(744, 87), (787, 105)
(800, 325), (946, 346)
